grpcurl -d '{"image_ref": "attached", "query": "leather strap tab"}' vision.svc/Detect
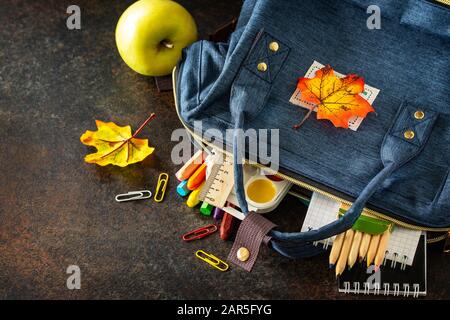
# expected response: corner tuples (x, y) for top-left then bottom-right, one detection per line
(228, 212), (277, 271)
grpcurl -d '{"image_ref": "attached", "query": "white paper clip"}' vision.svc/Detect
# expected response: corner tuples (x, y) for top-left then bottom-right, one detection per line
(115, 190), (152, 202)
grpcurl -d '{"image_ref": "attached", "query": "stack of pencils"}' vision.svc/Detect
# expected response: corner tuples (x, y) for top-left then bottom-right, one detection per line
(329, 228), (391, 277)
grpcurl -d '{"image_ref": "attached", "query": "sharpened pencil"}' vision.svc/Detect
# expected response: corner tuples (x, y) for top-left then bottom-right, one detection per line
(348, 231), (362, 269)
(374, 229), (391, 271)
(329, 232), (345, 268)
(335, 229), (354, 277)
(367, 233), (381, 267)
(358, 233), (371, 262)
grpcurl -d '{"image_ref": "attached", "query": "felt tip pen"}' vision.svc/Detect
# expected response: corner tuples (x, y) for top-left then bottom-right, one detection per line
(187, 162), (207, 191)
(186, 182), (205, 208)
(175, 150), (205, 181)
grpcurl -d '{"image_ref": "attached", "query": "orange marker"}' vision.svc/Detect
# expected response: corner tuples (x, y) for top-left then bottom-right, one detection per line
(187, 162), (207, 190)
(175, 150), (205, 181)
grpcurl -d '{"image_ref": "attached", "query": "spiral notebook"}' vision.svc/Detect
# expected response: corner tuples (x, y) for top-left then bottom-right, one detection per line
(300, 192), (422, 267)
(337, 234), (427, 297)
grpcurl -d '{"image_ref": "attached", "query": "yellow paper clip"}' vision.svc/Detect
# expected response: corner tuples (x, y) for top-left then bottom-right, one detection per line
(154, 172), (169, 202)
(195, 250), (229, 272)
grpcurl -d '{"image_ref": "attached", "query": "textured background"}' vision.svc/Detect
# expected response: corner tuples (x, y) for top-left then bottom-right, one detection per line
(0, 0), (449, 299)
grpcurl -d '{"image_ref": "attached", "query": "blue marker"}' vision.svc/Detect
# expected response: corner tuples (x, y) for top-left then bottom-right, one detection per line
(176, 180), (191, 197)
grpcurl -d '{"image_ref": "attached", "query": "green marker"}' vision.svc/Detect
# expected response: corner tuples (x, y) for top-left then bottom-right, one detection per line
(200, 202), (214, 216)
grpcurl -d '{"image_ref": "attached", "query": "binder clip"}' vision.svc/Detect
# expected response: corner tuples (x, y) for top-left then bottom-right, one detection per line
(182, 224), (218, 242)
(115, 190), (152, 202)
(195, 250), (229, 271)
(154, 172), (169, 202)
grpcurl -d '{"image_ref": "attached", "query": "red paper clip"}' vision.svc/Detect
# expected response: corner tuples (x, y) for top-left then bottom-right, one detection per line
(182, 224), (218, 242)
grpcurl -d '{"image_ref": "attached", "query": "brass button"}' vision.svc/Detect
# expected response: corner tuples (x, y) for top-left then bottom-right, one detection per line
(257, 62), (267, 72)
(404, 130), (415, 140)
(269, 41), (279, 52)
(237, 247), (250, 262)
(414, 110), (425, 120)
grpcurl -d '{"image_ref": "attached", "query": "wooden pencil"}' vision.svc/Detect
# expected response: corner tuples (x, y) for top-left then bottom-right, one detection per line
(358, 233), (372, 262)
(374, 229), (391, 271)
(367, 233), (381, 267)
(348, 231), (362, 269)
(329, 232), (345, 268)
(335, 229), (355, 277)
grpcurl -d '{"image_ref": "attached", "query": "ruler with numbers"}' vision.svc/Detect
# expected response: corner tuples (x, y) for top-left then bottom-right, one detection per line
(198, 152), (234, 208)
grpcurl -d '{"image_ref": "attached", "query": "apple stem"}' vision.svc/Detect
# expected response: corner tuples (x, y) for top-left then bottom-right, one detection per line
(161, 40), (174, 49)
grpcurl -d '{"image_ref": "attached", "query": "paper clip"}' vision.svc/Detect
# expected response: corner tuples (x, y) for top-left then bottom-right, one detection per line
(195, 250), (229, 272)
(154, 172), (169, 202)
(182, 224), (218, 242)
(115, 190), (152, 202)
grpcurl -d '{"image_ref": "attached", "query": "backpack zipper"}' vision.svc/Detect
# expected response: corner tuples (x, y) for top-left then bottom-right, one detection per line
(172, 67), (450, 233)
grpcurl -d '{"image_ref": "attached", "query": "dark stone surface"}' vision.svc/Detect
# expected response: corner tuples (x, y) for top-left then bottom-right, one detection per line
(0, 0), (448, 300)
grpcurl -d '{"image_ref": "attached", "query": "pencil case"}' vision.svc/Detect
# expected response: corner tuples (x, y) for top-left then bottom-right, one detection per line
(173, 0), (450, 267)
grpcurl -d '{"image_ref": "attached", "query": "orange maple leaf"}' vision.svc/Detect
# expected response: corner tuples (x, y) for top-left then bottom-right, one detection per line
(294, 65), (375, 129)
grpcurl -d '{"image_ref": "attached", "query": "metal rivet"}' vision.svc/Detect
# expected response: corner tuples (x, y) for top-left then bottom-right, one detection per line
(414, 110), (425, 120)
(237, 247), (250, 262)
(257, 62), (267, 72)
(404, 130), (415, 140)
(269, 41), (279, 52)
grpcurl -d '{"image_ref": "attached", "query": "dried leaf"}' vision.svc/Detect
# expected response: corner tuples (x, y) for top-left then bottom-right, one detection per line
(295, 65), (374, 128)
(80, 114), (156, 167)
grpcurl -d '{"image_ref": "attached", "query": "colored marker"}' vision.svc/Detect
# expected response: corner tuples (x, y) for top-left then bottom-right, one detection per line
(213, 207), (224, 221)
(176, 180), (191, 197)
(187, 162), (207, 190)
(186, 182), (205, 208)
(200, 202), (214, 216)
(219, 212), (234, 241)
(175, 150), (205, 181)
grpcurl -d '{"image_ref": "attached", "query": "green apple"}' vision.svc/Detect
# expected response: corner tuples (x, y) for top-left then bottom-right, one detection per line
(115, 0), (197, 76)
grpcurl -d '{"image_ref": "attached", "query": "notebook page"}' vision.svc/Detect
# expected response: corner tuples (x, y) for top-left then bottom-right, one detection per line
(301, 192), (422, 266)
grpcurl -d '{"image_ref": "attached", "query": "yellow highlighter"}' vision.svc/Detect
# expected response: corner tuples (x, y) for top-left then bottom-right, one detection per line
(186, 182), (205, 208)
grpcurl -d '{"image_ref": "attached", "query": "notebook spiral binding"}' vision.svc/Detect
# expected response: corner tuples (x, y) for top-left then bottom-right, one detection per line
(342, 281), (421, 298)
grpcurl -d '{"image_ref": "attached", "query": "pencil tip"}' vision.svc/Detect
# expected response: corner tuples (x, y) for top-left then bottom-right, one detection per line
(329, 264), (334, 269)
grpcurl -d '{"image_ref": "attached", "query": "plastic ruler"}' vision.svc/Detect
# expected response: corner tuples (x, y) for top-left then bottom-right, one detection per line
(199, 152), (234, 208)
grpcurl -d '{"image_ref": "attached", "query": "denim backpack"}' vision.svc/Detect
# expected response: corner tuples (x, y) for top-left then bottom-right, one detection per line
(174, 0), (450, 258)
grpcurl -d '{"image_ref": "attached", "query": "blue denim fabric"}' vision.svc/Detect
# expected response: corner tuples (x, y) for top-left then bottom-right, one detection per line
(176, 0), (450, 258)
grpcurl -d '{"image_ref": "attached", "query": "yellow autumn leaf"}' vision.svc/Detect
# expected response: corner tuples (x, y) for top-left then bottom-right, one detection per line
(80, 114), (156, 167)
